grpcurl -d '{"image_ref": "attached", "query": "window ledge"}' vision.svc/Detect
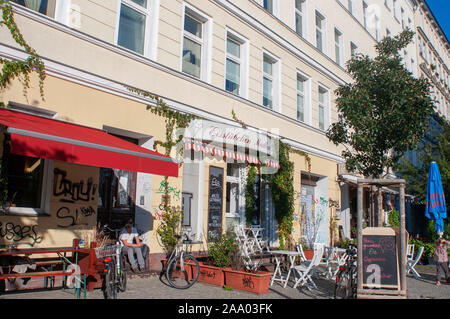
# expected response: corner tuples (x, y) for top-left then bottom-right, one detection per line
(1, 207), (50, 217)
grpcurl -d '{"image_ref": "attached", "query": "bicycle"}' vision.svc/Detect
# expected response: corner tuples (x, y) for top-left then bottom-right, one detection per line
(334, 244), (357, 299)
(164, 227), (200, 289)
(95, 225), (127, 299)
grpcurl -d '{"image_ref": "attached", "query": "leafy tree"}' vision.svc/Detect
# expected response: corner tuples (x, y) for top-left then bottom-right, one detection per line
(395, 114), (449, 205)
(326, 30), (434, 178)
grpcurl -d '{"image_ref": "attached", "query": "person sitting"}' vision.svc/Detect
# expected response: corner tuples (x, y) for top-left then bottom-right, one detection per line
(120, 219), (149, 270)
(119, 223), (145, 273)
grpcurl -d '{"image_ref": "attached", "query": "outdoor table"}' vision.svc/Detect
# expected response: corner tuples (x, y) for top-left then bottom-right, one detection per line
(270, 250), (304, 288)
(245, 227), (265, 252)
(0, 246), (90, 298)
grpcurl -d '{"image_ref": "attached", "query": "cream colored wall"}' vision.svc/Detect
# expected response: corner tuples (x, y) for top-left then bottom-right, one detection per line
(290, 152), (340, 245)
(0, 160), (98, 248)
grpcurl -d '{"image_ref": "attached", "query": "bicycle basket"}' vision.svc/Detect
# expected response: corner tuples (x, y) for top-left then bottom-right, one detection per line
(94, 245), (118, 259)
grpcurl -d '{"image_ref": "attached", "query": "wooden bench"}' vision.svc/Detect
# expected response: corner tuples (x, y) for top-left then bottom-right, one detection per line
(0, 270), (74, 280)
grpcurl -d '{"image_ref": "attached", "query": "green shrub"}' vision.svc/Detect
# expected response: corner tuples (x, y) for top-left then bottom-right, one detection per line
(208, 232), (239, 268)
(388, 210), (400, 227)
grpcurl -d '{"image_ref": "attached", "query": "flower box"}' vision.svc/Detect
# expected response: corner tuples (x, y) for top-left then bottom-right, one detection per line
(223, 268), (272, 295)
(197, 262), (225, 286)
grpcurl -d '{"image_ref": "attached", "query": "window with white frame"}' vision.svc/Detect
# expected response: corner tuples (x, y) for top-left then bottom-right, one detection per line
(334, 28), (343, 66)
(393, 0), (399, 21)
(318, 85), (329, 131)
(117, 0), (153, 56)
(263, 0), (274, 14)
(225, 31), (247, 97)
(262, 53), (279, 110)
(363, 1), (368, 29)
(315, 11), (325, 53)
(296, 73), (309, 123)
(182, 7), (210, 80)
(11, 0), (56, 17)
(295, 0), (306, 38)
(347, 0), (353, 14)
(401, 7), (406, 29)
(350, 41), (358, 57)
(375, 15), (381, 41)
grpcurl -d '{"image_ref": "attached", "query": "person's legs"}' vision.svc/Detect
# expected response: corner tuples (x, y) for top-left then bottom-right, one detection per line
(124, 246), (139, 271)
(436, 262), (443, 284)
(133, 247), (145, 270)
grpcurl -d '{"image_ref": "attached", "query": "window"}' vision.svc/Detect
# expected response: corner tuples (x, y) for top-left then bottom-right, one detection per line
(226, 36), (242, 95)
(295, 0), (306, 38)
(11, 0), (56, 17)
(296, 73), (309, 123)
(263, 53), (276, 109)
(315, 11), (325, 53)
(386, 28), (391, 38)
(347, 0), (353, 14)
(350, 42), (358, 56)
(393, 0), (399, 21)
(117, 0), (152, 55)
(375, 15), (381, 41)
(363, 2), (368, 29)
(263, 0), (274, 14)
(401, 7), (406, 29)
(318, 86), (329, 131)
(182, 7), (211, 80)
(334, 28), (343, 66)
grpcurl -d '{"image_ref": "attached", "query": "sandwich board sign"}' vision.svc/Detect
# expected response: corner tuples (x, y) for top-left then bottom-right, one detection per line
(361, 227), (399, 290)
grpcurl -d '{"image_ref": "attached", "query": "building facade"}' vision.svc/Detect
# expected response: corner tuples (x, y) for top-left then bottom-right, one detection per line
(0, 0), (448, 266)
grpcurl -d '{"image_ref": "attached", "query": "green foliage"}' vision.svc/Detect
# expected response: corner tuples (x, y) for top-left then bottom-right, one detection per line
(388, 210), (400, 227)
(0, 0), (45, 98)
(156, 206), (182, 253)
(245, 164), (258, 225)
(326, 30), (434, 178)
(208, 231), (239, 268)
(395, 115), (449, 205)
(267, 142), (295, 249)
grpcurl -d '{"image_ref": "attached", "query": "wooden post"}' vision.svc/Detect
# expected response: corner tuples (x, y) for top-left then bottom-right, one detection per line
(357, 183), (364, 292)
(378, 188), (383, 227)
(399, 183), (407, 294)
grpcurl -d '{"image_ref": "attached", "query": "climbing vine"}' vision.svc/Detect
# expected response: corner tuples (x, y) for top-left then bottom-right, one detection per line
(0, 0), (46, 100)
(126, 86), (198, 252)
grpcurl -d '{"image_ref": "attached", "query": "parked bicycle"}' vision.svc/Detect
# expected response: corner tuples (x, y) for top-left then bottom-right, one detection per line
(334, 244), (357, 299)
(95, 224), (127, 299)
(164, 227), (200, 289)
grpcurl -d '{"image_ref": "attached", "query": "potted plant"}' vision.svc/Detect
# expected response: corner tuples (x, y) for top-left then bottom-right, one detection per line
(206, 231), (272, 294)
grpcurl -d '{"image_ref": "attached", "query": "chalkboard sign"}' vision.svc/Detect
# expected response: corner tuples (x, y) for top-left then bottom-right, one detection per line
(207, 166), (224, 241)
(361, 228), (399, 289)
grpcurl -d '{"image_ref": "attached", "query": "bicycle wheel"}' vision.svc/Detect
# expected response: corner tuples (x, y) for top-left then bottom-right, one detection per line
(103, 264), (117, 299)
(334, 270), (352, 299)
(118, 255), (127, 292)
(166, 254), (200, 289)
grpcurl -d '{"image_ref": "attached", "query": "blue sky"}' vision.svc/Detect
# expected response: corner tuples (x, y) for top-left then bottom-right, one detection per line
(426, 0), (450, 40)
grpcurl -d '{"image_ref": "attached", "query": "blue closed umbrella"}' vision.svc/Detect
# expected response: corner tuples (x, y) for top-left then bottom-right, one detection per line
(425, 162), (447, 236)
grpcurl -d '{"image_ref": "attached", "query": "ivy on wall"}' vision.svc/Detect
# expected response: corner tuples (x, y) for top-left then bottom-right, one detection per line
(126, 86), (199, 253)
(0, 0), (46, 100)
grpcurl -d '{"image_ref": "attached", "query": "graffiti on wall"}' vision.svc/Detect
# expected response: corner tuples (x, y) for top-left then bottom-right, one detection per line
(0, 221), (43, 246)
(53, 168), (98, 228)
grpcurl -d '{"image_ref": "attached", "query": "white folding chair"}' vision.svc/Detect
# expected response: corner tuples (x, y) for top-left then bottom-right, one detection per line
(406, 244), (415, 262)
(407, 246), (424, 279)
(295, 244), (308, 263)
(292, 244), (324, 290)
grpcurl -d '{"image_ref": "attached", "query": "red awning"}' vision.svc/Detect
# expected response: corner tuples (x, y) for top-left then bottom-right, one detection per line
(0, 108), (179, 177)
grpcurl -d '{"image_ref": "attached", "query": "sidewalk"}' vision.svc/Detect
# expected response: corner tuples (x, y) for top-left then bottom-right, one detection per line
(0, 265), (448, 300)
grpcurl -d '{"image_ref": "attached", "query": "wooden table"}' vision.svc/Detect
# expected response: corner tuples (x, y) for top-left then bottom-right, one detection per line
(0, 245), (90, 298)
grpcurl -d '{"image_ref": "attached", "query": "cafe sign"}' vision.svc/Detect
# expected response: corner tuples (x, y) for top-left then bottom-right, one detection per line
(182, 119), (275, 156)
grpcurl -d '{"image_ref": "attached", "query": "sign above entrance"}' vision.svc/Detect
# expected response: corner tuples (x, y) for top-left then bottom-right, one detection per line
(180, 120), (279, 170)
(182, 119), (275, 155)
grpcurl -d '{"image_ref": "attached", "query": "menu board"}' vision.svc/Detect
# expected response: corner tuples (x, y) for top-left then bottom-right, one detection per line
(207, 166), (224, 241)
(361, 228), (399, 289)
